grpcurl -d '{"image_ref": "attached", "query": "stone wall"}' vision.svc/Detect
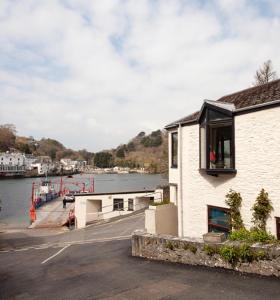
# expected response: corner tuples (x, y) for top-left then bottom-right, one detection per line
(132, 231), (280, 277)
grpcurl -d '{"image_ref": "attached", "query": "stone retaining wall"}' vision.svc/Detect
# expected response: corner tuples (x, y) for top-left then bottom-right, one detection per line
(132, 231), (280, 277)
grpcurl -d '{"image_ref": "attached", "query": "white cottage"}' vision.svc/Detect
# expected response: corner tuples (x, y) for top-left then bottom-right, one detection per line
(165, 80), (280, 239)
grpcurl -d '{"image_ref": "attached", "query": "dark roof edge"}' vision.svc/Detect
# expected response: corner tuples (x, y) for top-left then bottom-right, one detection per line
(235, 99), (280, 115)
(165, 99), (280, 130)
(74, 190), (156, 197)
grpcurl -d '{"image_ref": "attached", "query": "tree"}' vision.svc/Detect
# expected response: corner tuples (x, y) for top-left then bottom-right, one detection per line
(116, 147), (125, 158)
(225, 189), (244, 231)
(94, 152), (114, 168)
(254, 60), (277, 86)
(251, 189), (273, 231)
(0, 124), (16, 151)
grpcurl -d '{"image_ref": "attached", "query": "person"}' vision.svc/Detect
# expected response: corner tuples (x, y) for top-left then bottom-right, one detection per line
(210, 147), (216, 169)
(63, 198), (66, 208)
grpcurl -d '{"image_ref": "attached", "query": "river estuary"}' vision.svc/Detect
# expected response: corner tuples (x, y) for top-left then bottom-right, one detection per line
(0, 173), (167, 229)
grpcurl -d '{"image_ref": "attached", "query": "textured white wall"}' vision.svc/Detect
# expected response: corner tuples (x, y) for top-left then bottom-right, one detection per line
(171, 106), (280, 238)
(75, 191), (156, 228)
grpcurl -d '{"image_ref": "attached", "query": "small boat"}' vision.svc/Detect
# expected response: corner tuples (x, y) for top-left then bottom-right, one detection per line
(67, 175), (73, 178)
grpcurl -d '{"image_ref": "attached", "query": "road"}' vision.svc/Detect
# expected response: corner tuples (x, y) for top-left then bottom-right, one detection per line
(1, 213), (280, 299)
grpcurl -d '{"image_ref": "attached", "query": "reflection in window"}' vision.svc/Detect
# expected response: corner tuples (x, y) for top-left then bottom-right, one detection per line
(209, 124), (233, 169)
(208, 206), (230, 234)
(199, 106), (235, 172)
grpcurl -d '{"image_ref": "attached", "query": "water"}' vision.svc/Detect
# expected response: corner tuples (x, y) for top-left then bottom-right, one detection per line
(0, 173), (167, 229)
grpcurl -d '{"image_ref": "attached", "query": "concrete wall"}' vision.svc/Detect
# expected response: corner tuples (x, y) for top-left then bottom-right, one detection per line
(75, 191), (158, 228)
(145, 203), (178, 236)
(169, 106), (280, 239)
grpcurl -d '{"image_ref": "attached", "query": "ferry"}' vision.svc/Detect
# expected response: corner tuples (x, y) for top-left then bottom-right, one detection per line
(33, 179), (59, 208)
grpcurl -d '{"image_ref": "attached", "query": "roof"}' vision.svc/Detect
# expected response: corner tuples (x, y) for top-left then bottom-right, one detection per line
(165, 79), (280, 129)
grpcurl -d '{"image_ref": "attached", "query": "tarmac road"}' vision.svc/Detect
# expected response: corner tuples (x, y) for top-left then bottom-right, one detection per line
(1, 213), (280, 299)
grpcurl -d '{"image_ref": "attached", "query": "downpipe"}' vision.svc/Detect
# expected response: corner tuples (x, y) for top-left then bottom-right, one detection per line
(179, 124), (184, 237)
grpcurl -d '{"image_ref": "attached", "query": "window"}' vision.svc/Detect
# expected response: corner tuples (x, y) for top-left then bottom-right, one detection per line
(113, 198), (124, 211)
(199, 106), (235, 174)
(171, 132), (178, 168)
(208, 205), (230, 234)
(128, 199), (134, 211)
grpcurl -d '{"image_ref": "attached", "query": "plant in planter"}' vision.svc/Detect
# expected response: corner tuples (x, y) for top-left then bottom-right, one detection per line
(225, 189), (244, 230)
(251, 189), (273, 232)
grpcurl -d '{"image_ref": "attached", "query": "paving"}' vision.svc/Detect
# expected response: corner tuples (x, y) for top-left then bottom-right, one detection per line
(1, 213), (280, 299)
(29, 197), (74, 229)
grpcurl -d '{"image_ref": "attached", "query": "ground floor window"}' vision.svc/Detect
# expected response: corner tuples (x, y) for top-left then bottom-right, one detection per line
(128, 199), (134, 211)
(208, 205), (230, 234)
(276, 218), (280, 240)
(113, 198), (124, 211)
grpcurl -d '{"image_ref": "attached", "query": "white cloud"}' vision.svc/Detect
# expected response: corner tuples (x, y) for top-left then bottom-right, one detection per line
(0, 0), (280, 151)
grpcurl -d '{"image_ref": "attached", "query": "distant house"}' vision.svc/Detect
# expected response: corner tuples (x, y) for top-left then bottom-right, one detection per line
(0, 152), (25, 175)
(165, 80), (280, 239)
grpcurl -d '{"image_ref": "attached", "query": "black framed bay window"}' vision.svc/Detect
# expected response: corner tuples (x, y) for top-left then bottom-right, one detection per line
(171, 132), (178, 168)
(199, 106), (236, 175)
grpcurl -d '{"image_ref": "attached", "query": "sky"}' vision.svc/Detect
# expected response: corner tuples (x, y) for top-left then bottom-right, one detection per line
(0, 0), (280, 152)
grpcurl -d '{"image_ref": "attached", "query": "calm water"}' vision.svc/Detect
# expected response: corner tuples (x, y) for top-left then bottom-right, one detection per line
(0, 173), (167, 228)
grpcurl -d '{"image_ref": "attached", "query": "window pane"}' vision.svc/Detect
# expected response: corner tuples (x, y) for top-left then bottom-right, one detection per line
(200, 125), (206, 169)
(208, 109), (230, 121)
(209, 124), (233, 169)
(113, 199), (124, 211)
(208, 206), (230, 234)
(171, 132), (178, 167)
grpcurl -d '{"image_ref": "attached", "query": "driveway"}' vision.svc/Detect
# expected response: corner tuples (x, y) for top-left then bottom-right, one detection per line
(1, 213), (280, 299)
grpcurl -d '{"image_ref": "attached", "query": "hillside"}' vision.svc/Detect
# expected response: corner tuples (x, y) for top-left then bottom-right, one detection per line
(111, 130), (168, 174)
(0, 124), (168, 174)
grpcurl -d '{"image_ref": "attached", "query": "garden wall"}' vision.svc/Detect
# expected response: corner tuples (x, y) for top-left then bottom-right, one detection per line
(132, 230), (280, 277)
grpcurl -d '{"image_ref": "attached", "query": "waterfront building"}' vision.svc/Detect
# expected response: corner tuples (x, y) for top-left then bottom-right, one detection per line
(0, 152), (26, 175)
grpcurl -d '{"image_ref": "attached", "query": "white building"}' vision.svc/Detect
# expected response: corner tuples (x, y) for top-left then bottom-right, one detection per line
(75, 189), (163, 229)
(0, 152), (25, 174)
(23, 154), (37, 170)
(165, 80), (280, 240)
(60, 158), (78, 171)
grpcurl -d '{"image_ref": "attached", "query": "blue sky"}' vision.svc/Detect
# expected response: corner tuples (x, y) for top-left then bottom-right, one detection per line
(0, 0), (280, 151)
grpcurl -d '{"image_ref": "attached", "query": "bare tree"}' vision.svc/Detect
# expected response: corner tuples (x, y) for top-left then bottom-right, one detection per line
(254, 60), (277, 86)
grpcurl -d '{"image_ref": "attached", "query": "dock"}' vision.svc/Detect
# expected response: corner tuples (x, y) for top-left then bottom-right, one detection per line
(29, 197), (74, 229)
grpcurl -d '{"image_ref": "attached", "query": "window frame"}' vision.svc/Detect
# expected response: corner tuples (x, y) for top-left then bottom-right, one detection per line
(208, 205), (231, 234)
(199, 106), (236, 175)
(128, 198), (134, 211)
(171, 131), (178, 168)
(113, 198), (124, 211)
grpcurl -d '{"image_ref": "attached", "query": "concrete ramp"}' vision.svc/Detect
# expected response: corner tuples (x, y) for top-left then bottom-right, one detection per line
(29, 197), (74, 229)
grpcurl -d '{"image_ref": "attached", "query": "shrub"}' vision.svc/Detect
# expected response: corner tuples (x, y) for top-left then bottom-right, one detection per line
(229, 228), (276, 244)
(203, 244), (217, 256)
(249, 229), (275, 243)
(166, 241), (174, 250)
(225, 189), (244, 230)
(251, 189), (273, 232)
(183, 243), (197, 254)
(219, 245), (239, 264)
(238, 244), (254, 262)
(150, 199), (170, 206)
(229, 228), (250, 241)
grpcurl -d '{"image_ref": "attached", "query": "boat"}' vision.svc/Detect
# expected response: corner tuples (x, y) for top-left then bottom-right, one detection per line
(33, 179), (59, 208)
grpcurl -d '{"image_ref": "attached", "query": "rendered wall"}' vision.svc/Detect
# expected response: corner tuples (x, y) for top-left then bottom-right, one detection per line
(145, 203), (178, 236)
(177, 106), (280, 238)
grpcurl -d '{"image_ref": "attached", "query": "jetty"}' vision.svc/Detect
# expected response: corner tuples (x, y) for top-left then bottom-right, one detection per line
(29, 196), (74, 228)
